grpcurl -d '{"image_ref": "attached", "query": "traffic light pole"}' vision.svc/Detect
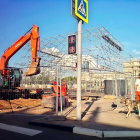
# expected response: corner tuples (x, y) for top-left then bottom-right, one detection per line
(77, 19), (82, 120)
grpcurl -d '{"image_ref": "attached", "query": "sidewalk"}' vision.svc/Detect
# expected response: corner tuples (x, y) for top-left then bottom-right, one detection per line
(29, 97), (140, 138)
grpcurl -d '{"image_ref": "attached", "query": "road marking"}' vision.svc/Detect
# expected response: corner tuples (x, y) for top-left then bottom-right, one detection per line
(0, 123), (42, 136)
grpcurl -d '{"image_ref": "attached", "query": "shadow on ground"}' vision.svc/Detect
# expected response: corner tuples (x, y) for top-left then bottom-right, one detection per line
(1, 97), (140, 132)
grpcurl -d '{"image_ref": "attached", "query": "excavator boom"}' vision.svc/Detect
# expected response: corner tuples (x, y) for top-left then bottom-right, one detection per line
(0, 25), (41, 76)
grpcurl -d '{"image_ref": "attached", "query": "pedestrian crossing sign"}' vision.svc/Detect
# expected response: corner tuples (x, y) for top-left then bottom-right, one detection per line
(75, 0), (88, 23)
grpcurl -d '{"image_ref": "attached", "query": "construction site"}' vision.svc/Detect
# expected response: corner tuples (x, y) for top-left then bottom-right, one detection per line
(0, 0), (140, 139)
(0, 25), (138, 117)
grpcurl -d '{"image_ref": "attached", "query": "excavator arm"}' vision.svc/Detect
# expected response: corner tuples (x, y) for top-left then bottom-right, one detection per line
(0, 25), (41, 76)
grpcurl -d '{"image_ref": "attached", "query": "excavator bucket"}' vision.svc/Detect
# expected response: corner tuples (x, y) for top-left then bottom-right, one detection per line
(25, 61), (40, 76)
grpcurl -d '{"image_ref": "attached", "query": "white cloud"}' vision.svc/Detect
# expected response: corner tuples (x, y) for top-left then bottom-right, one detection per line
(122, 41), (131, 46)
(132, 49), (140, 55)
(42, 47), (60, 54)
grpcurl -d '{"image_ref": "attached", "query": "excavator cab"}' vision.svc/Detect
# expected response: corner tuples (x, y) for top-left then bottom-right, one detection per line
(0, 67), (22, 89)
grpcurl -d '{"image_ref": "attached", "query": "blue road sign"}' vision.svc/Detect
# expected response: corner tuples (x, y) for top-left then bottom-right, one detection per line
(75, 0), (88, 23)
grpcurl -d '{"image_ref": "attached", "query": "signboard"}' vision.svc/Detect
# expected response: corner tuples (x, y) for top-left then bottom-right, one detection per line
(68, 35), (76, 54)
(72, 0), (88, 23)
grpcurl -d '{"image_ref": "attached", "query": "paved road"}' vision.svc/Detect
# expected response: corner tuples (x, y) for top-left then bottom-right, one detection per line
(0, 114), (140, 140)
(0, 114), (101, 140)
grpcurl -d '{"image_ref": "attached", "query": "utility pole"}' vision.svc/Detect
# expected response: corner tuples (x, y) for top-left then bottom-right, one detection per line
(72, 0), (88, 120)
(77, 19), (82, 120)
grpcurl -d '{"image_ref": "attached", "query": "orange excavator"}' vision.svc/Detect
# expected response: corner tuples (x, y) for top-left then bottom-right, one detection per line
(0, 25), (41, 88)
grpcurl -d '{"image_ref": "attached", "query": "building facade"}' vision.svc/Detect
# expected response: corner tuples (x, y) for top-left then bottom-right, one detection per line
(123, 59), (140, 77)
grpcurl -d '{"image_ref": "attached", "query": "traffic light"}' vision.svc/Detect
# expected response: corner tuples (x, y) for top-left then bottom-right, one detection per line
(68, 35), (76, 54)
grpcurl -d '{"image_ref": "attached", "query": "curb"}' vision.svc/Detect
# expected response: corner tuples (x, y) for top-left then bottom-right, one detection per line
(29, 121), (140, 138)
(103, 131), (140, 138)
(73, 127), (103, 138)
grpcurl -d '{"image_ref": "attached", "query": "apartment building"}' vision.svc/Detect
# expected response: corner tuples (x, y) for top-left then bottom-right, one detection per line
(123, 59), (140, 77)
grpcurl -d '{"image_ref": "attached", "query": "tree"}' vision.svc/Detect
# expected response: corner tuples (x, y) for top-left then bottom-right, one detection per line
(62, 76), (77, 83)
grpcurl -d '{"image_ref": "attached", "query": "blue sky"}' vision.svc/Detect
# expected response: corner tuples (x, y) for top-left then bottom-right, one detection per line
(0, 0), (140, 59)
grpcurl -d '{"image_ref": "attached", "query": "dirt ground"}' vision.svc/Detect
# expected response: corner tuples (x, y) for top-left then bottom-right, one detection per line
(1, 96), (140, 131)
(0, 98), (42, 114)
(0, 97), (67, 115)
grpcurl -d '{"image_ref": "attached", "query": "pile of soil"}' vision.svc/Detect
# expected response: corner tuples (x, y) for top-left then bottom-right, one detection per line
(0, 98), (41, 113)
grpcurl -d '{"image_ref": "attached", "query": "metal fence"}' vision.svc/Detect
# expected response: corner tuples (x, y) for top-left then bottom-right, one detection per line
(0, 27), (130, 115)
(0, 66), (136, 114)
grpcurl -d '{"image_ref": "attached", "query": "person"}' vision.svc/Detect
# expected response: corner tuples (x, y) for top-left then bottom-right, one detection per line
(61, 81), (68, 96)
(134, 73), (140, 101)
(51, 81), (60, 96)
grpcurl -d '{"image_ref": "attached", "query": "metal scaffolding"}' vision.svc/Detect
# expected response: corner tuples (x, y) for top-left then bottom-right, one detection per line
(11, 27), (124, 75)
(1, 27), (137, 115)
